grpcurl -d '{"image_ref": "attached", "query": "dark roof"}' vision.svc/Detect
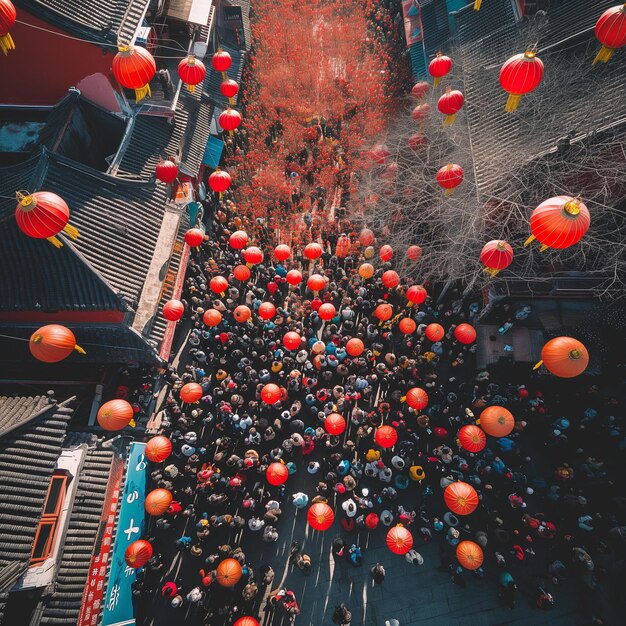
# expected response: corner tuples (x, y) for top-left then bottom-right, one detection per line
(39, 448), (115, 626)
(455, 0), (626, 195)
(420, 0), (452, 59)
(14, 0), (150, 46)
(219, 0), (252, 52)
(178, 82), (215, 177)
(206, 44), (245, 108)
(0, 150), (170, 312)
(0, 396), (73, 612)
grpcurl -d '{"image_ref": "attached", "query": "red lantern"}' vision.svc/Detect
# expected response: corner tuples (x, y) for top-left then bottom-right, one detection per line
(266, 462), (288, 486)
(499, 49), (544, 112)
(379, 245), (393, 262)
(219, 108), (242, 132)
(267, 281), (278, 295)
(185, 228), (204, 247)
(283, 331), (302, 351)
(125, 539), (153, 569)
(374, 303), (393, 323)
(456, 541), (483, 570)
(381, 270), (400, 289)
(210, 276), (229, 296)
(307, 274), (326, 293)
(216, 558), (242, 587)
(15, 191), (79, 248)
(359, 228), (375, 246)
(274, 244), (291, 261)
(437, 87), (464, 125)
(0, 0), (16, 55)
(261, 383), (282, 404)
(29, 325), (85, 363)
(145, 436), (172, 463)
(407, 245), (422, 261)
(243, 246), (263, 265)
(428, 51), (452, 86)
(203, 309), (222, 327)
(368, 144), (390, 165)
(97, 399), (134, 431)
(411, 81), (429, 99)
(480, 406), (514, 437)
(399, 318), (417, 335)
(458, 425), (487, 453)
(436, 163), (464, 195)
(594, 4), (626, 64)
(386, 526), (413, 555)
(209, 169), (232, 193)
(480, 240), (513, 276)
(444, 482), (479, 515)
(112, 45), (156, 102)
(234, 618), (259, 626)
(212, 48), (232, 72)
(318, 303), (336, 321)
(258, 302), (276, 320)
(229, 230), (248, 249)
(233, 265), (251, 281)
(335, 235), (350, 258)
(346, 338), (364, 357)
(375, 425), (398, 448)
(220, 78), (239, 99)
(535, 336), (589, 378)
(525, 196), (590, 251)
(406, 285), (427, 306)
(425, 323), (444, 342)
(180, 383), (203, 403)
(145, 488), (172, 516)
(177, 55), (206, 92)
(155, 159), (178, 184)
(286, 269), (302, 285)
(307, 503), (335, 531)
(325, 412), (346, 435)
(163, 299), (184, 321)
(234, 305), (251, 323)
(454, 323), (476, 344)
(406, 387), (428, 410)
(304, 242), (323, 260)
(411, 103), (431, 122)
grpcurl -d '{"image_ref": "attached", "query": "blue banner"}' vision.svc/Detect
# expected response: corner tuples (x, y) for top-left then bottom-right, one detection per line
(101, 442), (147, 626)
(202, 135), (225, 168)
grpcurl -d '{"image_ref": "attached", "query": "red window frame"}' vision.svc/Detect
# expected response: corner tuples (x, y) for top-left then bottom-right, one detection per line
(30, 472), (68, 565)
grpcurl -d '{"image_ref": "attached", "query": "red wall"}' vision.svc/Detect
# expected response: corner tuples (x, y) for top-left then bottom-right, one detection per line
(0, 10), (116, 106)
(0, 311), (125, 323)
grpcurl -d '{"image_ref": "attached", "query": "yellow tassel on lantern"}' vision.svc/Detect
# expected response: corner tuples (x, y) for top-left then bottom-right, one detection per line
(46, 236), (64, 248)
(443, 114), (457, 126)
(433, 77), (441, 88)
(533, 359), (543, 370)
(474, 0), (483, 10)
(524, 234), (535, 247)
(63, 224), (80, 240)
(186, 84), (196, 93)
(444, 188), (454, 197)
(74, 344), (86, 355)
(539, 244), (549, 252)
(134, 84), (151, 103)
(505, 93), (522, 112)
(0, 32), (15, 56)
(484, 267), (500, 276)
(593, 46), (615, 65)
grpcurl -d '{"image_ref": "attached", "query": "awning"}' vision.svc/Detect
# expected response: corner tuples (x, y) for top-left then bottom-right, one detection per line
(202, 135), (224, 168)
(167, 0), (213, 25)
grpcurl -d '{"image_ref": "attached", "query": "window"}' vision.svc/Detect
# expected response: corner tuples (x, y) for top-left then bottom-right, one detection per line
(30, 472), (67, 566)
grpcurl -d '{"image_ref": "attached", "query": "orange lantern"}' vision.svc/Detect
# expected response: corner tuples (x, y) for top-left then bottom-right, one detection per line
(233, 265), (251, 281)
(163, 299), (184, 321)
(374, 303), (393, 324)
(258, 302), (276, 320)
(405, 387), (428, 410)
(145, 436), (172, 463)
(458, 425), (487, 453)
(274, 244), (291, 261)
(318, 303), (336, 321)
(286, 269), (302, 285)
(399, 318), (417, 335)
(112, 45), (156, 102)
(425, 323), (444, 342)
(307, 502), (335, 531)
(0, 0), (16, 55)
(382, 270), (400, 289)
(216, 558), (242, 587)
(229, 230), (248, 249)
(97, 399), (134, 431)
(379, 244), (393, 262)
(307, 274), (326, 293)
(479, 406), (514, 437)
(125, 539), (153, 569)
(525, 196), (590, 251)
(456, 541), (483, 570)
(346, 338), (365, 357)
(535, 336), (589, 378)
(406, 285), (427, 306)
(386, 526), (413, 555)
(145, 488), (172, 516)
(454, 323), (476, 344)
(177, 55), (206, 92)
(444, 482), (479, 515)
(203, 309), (222, 327)
(283, 331), (302, 351)
(180, 382), (203, 403)
(29, 324), (85, 363)
(261, 383), (282, 404)
(359, 263), (375, 279)
(375, 425), (398, 448)
(266, 462), (288, 486)
(325, 413), (346, 435)
(234, 305), (251, 323)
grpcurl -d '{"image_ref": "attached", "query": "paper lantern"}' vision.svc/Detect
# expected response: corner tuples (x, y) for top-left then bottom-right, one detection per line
(307, 503), (334, 531)
(399, 318), (417, 335)
(180, 382), (203, 403)
(219, 108), (242, 132)
(177, 55), (206, 92)
(266, 462), (288, 486)
(212, 48), (232, 72)
(145, 488), (172, 516)
(499, 49), (544, 112)
(379, 244), (393, 262)
(29, 325), (85, 363)
(458, 425), (486, 453)
(525, 196), (590, 251)
(436, 163), (464, 195)
(456, 541), (483, 570)
(274, 244), (291, 261)
(283, 331), (302, 351)
(185, 228), (204, 247)
(368, 144), (390, 165)
(480, 406), (514, 437)
(408, 132), (427, 150)
(0, 0), (16, 55)
(358, 263), (375, 279)
(428, 51), (452, 86)
(234, 618), (259, 626)
(258, 302), (276, 320)
(243, 246), (263, 265)
(125, 539), (153, 569)
(307, 274), (326, 293)
(480, 240), (513, 276)
(382, 270), (400, 289)
(386, 526), (413, 555)
(286, 269), (302, 285)
(407, 245), (422, 261)
(412, 81), (429, 99)
(454, 323), (476, 344)
(374, 303), (393, 323)
(318, 303), (336, 321)
(325, 413), (346, 435)
(536, 336), (589, 378)
(229, 230), (248, 249)
(234, 305), (251, 323)
(209, 169), (232, 193)
(412, 103), (431, 122)
(155, 159), (178, 184)
(220, 78), (239, 98)
(406, 285), (427, 305)
(233, 264), (251, 281)
(375, 425), (398, 448)
(594, 4), (626, 64)
(210, 276), (229, 296)
(437, 87), (464, 125)
(363, 245), (375, 260)
(97, 399), (134, 431)
(163, 299), (184, 321)
(145, 436), (172, 463)
(335, 235), (350, 258)
(261, 383), (282, 404)
(346, 338), (364, 357)
(203, 309), (222, 327)
(216, 558), (242, 587)
(444, 482), (479, 515)
(304, 242), (323, 260)
(359, 228), (375, 246)
(405, 387), (428, 410)
(425, 323), (444, 342)
(112, 45), (156, 102)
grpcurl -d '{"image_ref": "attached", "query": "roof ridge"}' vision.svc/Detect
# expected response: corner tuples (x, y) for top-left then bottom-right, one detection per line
(0, 395), (76, 440)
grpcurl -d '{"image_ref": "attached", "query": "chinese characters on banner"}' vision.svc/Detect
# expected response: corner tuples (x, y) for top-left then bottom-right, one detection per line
(402, 0), (424, 47)
(101, 443), (148, 626)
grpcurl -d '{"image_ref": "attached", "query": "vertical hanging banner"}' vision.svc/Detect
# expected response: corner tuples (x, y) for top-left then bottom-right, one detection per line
(101, 443), (147, 626)
(402, 0), (425, 46)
